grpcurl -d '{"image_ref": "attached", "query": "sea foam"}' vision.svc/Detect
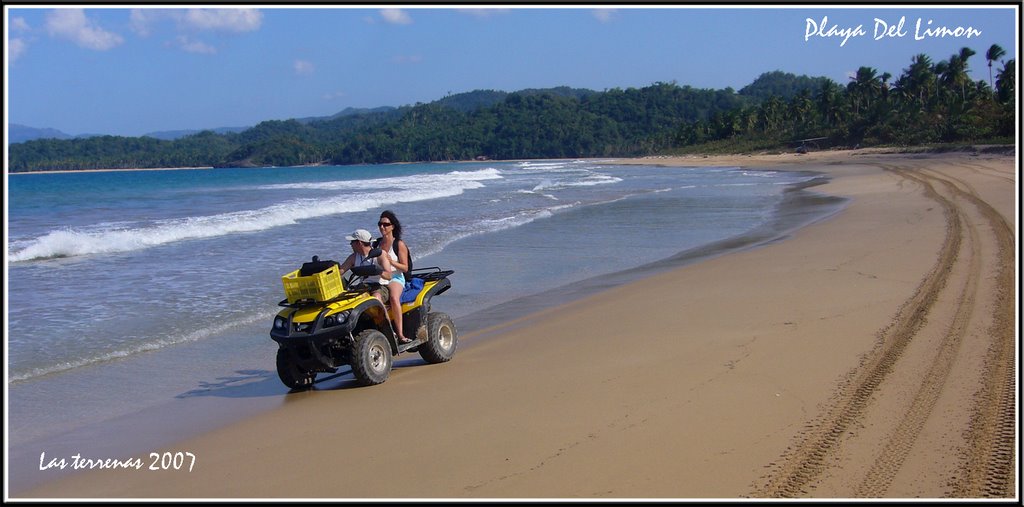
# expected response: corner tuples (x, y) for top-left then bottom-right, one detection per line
(9, 168), (502, 262)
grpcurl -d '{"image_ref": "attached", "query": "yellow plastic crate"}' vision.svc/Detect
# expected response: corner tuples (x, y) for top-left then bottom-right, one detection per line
(282, 265), (344, 303)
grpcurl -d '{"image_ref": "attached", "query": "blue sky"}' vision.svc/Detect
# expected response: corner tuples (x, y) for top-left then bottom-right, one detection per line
(4, 5), (1018, 137)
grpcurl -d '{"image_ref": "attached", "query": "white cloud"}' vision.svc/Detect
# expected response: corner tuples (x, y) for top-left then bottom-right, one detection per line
(9, 18), (30, 62)
(174, 35), (216, 54)
(380, 9), (412, 25)
(129, 9), (161, 37)
(12, 17), (31, 32)
(131, 8), (262, 36)
(592, 9), (616, 23)
(294, 59), (315, 76)
(182, 8), (263, 32)
(322, 90), (346, 101)
(129, 8), (261, 55)
(45, 9), (124, 51)
(457, 9), (510, 18)
(10, 38), (28, 62)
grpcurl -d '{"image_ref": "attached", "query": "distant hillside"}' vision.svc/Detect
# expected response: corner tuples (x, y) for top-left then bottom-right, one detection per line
(6, 79), (793, 146)
(430, 87), (599, 113)
(9, 83), (749, 170)
(296, 106), (397, 124)
(9, 123), (247, 143)
(739, 71), (832, 100)
(8, 123), (73, 143)
(13, 48), (1011, 173)
(513, 86), (599, 101)
(143, 126), (250, 141)
(434, 90), (510, 112)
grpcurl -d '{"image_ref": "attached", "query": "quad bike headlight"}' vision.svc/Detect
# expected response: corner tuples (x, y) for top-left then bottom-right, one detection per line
(274, 316), (288, 329)
(324, 310), (351, 328)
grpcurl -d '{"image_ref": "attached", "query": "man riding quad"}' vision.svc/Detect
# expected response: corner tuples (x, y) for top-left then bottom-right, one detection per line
(270, 244), (457, 389)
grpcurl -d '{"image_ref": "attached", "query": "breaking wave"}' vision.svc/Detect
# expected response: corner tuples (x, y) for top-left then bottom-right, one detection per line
(9, 168), (502, 262)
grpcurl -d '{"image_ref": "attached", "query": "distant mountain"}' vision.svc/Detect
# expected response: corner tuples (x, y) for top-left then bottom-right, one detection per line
(331, 106), (397, 119)
(430, 87), (599, 113)
(8, 88), (597, 145)
(739, 71), (832, 101)
(296, 106), (397, 124)
(7, 123), (247, 143)
(512, 86), (599, 101)
(143, 126), (250, 141)
(10, 81), (757, 171)
(433, 90), (510, 112)
(8, 123), (73, 143)
(8, 53), (1014, 173)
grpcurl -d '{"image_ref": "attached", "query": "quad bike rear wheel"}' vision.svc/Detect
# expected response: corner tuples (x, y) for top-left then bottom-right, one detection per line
(351, 329), (393, 386)
(276, 348), (316, 390)
(418, 312), (458, 364)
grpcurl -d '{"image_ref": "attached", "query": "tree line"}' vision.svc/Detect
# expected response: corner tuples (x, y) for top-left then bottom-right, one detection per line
(7, 45), (1014, 172)
(676, 45), (1015, 152)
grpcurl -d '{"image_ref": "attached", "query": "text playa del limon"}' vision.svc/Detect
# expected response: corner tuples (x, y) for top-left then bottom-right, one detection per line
(806, 16), (982, 47)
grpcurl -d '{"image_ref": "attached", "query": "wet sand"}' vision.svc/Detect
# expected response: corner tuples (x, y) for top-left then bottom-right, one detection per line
(13, 148), (1017, 499)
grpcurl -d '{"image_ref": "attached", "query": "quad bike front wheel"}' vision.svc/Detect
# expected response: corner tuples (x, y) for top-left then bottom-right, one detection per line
(276, 348), (316, 390)
(351, 329), (393, 386)
(418, 312), (458, 364)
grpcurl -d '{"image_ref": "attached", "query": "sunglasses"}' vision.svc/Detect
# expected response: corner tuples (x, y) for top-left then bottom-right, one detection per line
(377, 222), (393, 227)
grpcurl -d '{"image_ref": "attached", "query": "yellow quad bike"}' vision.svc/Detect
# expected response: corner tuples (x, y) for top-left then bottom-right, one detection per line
(270, 250), (457, 389)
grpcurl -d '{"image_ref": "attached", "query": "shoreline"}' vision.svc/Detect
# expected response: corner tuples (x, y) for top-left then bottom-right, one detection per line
(6, 143), (1013, 176)
(7, 160), (842, 494)
(11, 149), (1017, 499)
(456, 171), (845, 338)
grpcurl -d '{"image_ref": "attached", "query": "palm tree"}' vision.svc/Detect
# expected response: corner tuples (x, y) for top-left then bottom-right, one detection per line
(788, 89), (814, 133)
(890, 75), (914, 105)
(815, 79), (843, 128)
(758, 96), (784, 134)
(985, 44), (1006, 90)
(995, 59), (1015, 104)
(904, 54), (936, 109)
(847, 67), (872, 115)
(879, 72), (893, 99)
(940, 47), (977, 103)
(848, 66), (887, 115)
(743, 107), (759, 134)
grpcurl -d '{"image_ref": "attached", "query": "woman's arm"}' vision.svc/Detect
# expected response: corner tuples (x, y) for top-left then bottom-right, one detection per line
(392, 239), (410, 273)
(378, 251), (393, 280)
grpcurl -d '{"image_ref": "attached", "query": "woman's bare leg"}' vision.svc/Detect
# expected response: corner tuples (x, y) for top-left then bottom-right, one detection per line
(389, 282), (406, 341)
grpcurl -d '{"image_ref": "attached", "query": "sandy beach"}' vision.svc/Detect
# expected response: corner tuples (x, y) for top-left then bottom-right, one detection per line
(13, 148), (1017, 499)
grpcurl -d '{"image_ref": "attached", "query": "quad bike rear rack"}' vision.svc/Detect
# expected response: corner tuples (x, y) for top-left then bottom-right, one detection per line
(278, 266), (454, 308)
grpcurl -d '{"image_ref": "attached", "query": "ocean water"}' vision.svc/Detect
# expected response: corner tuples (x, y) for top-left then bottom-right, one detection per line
(5, 159), (844, 491)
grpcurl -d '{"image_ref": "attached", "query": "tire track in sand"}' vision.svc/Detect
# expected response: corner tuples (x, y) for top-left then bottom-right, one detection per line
(751, 165), (961, 497)
(915, 163), (1016, 497)
(956, 160), (1015, 185)
(934, 166), (1016, 498)
(751, 161), (1014, 498)
(852, 171), (980, 497)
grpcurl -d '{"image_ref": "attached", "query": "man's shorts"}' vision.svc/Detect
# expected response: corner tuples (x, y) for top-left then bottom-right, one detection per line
(374, 283), (392, 304)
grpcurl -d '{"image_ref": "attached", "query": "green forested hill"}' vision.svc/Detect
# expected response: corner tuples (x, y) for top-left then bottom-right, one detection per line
(9, 82), (747, 170)
(7, 47), (1016, 172)
(739, 71), (833, 101)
